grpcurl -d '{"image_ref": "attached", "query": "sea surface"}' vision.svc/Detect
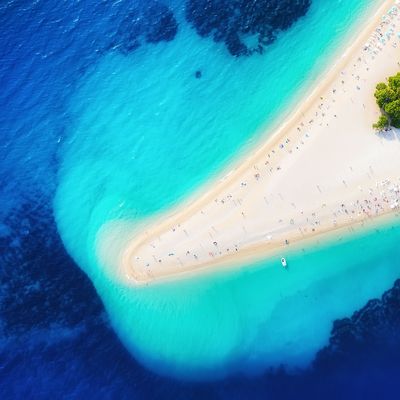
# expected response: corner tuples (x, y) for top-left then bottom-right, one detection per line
(2, 0), (400, 398)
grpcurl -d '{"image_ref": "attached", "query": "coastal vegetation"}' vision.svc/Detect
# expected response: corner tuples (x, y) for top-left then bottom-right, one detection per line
(373, 72), (400, 130)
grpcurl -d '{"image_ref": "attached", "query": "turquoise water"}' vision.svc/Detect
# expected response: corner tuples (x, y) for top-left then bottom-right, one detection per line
(53, 0), (399, 380)
(100, 220), (400, 379)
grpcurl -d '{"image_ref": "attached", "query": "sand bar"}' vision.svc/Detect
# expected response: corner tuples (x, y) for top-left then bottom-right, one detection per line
(105, 0), (400, 285)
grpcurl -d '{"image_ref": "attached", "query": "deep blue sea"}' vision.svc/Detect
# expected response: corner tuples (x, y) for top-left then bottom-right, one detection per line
(2, 0), (400, 398)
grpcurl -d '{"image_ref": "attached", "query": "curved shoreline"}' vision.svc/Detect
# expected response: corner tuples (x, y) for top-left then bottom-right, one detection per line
(125, 211), (400, 286)
(113, 0), (400, 285)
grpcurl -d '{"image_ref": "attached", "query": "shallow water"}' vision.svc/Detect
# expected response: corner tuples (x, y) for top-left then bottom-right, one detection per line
(87, 218), (400, 380)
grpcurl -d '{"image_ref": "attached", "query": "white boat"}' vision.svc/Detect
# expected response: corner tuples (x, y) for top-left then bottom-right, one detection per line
(281, 257), (287, 268)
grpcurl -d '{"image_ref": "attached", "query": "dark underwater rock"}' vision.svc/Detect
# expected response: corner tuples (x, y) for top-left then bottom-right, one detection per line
(0, 201), (103, 334)
(113, 1), (178, 54)
(314, 279), (400, 369)
(185, 0), (311, 57)
(145, 3), (178, 44)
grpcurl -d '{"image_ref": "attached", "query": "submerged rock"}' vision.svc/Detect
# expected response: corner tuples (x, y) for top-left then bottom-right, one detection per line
(315, 279), (400, 369)
(0, 201), (103, 334)
(112, 1), (178, 54)
(185, 0), (311, 57)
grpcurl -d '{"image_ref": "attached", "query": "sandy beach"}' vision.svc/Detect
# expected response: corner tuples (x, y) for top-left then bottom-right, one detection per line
(105, 0), (400, 285)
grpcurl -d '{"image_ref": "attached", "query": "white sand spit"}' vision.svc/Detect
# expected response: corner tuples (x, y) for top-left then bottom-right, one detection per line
(105, 0), (400, 285)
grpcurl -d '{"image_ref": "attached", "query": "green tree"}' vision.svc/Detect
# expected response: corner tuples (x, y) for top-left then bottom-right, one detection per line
(372, 115), (389, 130)
(385, 99), (400, 128)
(376, 82), (388, 90)
(388, 72), (400, 90)
(374, 85), (395, 109)
(373, 72), (400, 130)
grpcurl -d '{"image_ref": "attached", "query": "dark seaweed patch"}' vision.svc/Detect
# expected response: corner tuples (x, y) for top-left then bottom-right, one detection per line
(112, 1), (178, 54)
(315, 279), (400, 369)
(185, 0), (311, 56)
(0, 201), (103, 334)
